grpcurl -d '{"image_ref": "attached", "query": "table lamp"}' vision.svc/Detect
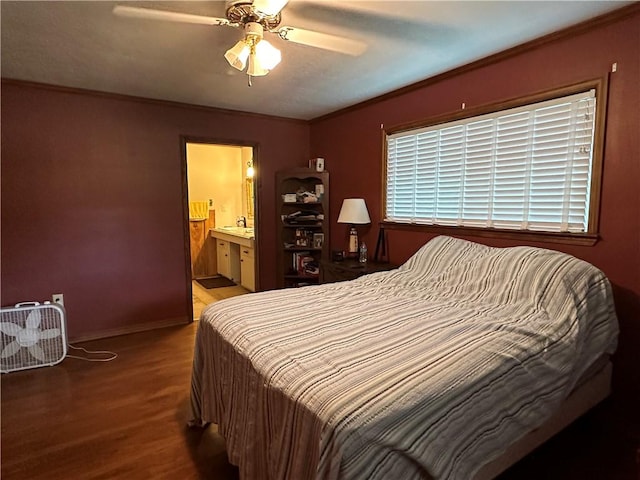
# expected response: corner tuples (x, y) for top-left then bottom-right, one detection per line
(337, 198), (371, 258)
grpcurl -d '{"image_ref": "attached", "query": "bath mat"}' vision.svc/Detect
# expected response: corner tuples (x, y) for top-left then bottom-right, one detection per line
(196, 276), (236, 289)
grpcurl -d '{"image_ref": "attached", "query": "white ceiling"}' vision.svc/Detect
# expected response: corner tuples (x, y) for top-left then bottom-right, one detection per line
(1, 1), (632, 120)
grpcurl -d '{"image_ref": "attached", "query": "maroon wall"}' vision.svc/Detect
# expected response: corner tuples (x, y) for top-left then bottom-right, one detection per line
(310, 11), (640, 406)
(1, 84), (309, 339)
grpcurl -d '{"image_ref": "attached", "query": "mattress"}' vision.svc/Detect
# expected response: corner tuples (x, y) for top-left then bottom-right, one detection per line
(475, 358), (612, 479)
(190, 236), (619, 479)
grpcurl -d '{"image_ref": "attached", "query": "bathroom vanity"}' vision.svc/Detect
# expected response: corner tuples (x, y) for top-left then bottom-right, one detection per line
(210, 227), (255, 291)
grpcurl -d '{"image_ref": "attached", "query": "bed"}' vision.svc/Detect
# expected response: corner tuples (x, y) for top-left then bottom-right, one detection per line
(190, 235), (619, 479)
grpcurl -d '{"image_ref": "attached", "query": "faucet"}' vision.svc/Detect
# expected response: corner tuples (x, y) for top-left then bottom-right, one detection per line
(236, 216), (247, 228)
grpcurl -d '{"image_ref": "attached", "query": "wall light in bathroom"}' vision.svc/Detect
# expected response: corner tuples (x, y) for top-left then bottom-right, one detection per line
(246, 161), (255, 178)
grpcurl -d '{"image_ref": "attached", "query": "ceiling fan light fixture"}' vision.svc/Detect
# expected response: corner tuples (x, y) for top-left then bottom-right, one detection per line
(247, 52), (269, 77)
(255, 39), (281, 70)
(113, 3), (369, 86)
(224, 40), (250, 71)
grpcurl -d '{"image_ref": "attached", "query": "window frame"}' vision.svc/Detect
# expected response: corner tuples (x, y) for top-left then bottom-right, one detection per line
(381, 78), (608, 246)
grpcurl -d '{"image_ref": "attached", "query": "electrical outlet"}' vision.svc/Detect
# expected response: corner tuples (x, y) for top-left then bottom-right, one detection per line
(52, 293), (64, 307)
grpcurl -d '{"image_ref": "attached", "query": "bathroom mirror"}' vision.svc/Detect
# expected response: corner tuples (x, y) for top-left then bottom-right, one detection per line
(246, 177), (254, 219)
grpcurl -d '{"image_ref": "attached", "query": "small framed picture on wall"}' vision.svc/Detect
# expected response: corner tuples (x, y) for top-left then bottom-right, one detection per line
(313, 233), (324, 249)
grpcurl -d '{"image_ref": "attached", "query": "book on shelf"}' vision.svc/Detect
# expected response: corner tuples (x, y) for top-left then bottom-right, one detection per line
(281, 210), (325, 225)
(302, 259), (319, 276)
(291, 251), (319, 277)
(292, 251), (310, 270)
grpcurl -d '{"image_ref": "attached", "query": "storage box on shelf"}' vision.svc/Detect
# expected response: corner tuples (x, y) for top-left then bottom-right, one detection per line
(276, 168), (329, 288)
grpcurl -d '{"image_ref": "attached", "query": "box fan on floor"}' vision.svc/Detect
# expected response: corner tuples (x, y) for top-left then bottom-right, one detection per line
(0, 302), (67, 373)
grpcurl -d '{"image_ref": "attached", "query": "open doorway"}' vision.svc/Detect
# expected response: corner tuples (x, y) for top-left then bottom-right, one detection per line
(183, 140), (258, 320)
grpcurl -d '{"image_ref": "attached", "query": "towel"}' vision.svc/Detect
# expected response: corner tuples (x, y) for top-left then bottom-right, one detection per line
(189, 201), (208, 221)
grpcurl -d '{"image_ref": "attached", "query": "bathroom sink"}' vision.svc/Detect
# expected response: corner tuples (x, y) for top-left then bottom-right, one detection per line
(211, 226), (255, 242)
(220, 226), (253, 233)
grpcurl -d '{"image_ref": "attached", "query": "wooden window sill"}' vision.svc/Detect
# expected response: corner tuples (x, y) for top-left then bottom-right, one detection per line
(381, 222), (599, 246)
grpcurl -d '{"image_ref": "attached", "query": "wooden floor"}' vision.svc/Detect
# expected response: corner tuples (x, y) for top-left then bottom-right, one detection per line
(2, 322), (638, 480)
(192, 279), (248, 320)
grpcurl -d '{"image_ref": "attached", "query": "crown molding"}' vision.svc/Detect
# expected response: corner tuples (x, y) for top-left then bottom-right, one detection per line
(310, 3), (640, 124)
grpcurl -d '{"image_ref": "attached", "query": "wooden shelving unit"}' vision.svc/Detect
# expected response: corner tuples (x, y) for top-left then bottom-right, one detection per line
(276, 168), (329, 288)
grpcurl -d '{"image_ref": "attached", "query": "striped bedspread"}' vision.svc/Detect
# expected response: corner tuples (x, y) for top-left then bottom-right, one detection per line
(190, 236), (618, 480)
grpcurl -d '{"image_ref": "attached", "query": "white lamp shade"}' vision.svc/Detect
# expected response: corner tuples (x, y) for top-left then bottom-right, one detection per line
(224, 41), (250, 71)
(337, 198), (371, 224)
(247, 53), (269, 76)
(255, 39), (281, 70)
(225, 23), (280, 77)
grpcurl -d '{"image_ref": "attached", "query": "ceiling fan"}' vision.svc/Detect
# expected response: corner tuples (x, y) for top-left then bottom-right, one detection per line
(113, 0), (367, 84)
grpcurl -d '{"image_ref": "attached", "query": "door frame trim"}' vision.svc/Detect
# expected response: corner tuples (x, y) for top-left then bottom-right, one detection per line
(180, 136), (260, 321)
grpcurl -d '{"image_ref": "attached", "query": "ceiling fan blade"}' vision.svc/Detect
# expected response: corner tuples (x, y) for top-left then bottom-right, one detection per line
(253, 0), (289, 16)
(112, 5), (232, 27)
(276, 26), (367, 56)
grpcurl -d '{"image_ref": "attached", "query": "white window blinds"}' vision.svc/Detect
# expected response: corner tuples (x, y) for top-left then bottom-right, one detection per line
(386, 89), (597, 233)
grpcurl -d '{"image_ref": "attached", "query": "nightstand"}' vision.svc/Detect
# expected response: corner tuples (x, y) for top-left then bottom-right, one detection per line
(320, 259), (397, 284)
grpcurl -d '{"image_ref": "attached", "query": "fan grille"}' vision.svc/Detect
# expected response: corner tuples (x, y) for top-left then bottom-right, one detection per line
(1, 304), (67, 373)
